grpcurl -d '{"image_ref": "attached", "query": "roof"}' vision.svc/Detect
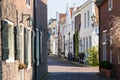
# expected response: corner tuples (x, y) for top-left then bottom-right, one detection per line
(59, 13), (66, 20)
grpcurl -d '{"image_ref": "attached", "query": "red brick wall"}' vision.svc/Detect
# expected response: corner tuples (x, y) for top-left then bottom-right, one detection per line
(75, 14), (81, 30)
(99, 0), (120, 79)
(0, 0), (34, 80)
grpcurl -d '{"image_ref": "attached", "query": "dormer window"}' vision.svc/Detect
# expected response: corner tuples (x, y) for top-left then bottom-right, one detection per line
(109, 0), (113, 11)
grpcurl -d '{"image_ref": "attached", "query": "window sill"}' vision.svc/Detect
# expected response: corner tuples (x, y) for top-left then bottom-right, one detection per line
(6, 59), (15, 63)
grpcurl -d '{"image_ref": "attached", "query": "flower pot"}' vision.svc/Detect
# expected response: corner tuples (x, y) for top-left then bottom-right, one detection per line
(105, 69), (111, 78)
(101, 68), (105, 76)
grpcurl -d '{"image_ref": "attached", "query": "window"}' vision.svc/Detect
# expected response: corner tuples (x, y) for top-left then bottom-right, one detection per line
(110, 50), (112, 63)
(40, 31), (43, 63)
(118, 48), (120, 64)
(36, 29), (40, 65)
(83, 37), (85, 52)
(2, 20), (14, 62)
(89, 36), (92, 48)
(109, 0), (113, 11)
(110, 28), (113, 45)
(26, 0), (30, 6)
(84, 12), (86, 28)
(102, 30), (107, 61)
(86, 37), (88, 50)
(24, 28), (31, 68)
(87, 11), (90, 27)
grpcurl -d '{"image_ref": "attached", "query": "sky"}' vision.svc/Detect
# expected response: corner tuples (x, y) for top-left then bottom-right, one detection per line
(48, 0), (87, 21)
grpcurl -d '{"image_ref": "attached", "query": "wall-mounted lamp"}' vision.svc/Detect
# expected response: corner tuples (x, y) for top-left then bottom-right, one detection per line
(91, 14), (97, 28)
(21, 13), (33, 27)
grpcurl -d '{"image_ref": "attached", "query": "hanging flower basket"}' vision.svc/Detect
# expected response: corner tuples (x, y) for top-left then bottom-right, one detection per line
(18, 63), (27, 70)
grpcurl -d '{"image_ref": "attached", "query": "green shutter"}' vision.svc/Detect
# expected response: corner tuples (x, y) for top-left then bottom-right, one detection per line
(24, 28), (28, 66)
(1, 20), (9, 61)
(14, 27), (20, 60)
(31, 31), (35, 65)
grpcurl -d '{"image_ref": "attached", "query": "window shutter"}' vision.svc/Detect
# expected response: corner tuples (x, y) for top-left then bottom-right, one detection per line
(31, 31), (35, 65)
(24, 28), (28, 67)
(14, 27), (20, 60)
(1, 20), (9, 61)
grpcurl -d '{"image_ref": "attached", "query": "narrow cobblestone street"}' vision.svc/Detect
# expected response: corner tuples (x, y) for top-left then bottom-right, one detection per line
(46, 57), (102, 80)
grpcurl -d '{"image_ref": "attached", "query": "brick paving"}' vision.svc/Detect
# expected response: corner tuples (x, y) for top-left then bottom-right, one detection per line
(46, 57), (114, 80)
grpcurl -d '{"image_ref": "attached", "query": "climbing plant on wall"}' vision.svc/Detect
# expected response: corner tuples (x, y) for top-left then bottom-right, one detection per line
(75, 30), (79, 59)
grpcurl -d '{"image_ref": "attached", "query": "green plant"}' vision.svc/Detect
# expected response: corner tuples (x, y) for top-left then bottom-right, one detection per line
(79, 52), (85, 60)
(61, 52), (65, 55)
(75, 30), (79, 58)
(87, 46), (99, 66)
(99, 61), (113, 70)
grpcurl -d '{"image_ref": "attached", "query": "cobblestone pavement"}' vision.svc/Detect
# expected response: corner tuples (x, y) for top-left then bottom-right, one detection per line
(46, 57), (104, 80)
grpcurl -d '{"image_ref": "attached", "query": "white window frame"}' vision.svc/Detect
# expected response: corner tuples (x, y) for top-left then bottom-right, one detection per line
(109, 0), (113, 11)
(102, 30), (107, 61)
(4, 19), (15, 63)
(19, 23), (24, 63)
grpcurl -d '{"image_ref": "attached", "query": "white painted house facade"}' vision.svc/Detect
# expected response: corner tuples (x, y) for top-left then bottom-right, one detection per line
(76, 0), (99, 59)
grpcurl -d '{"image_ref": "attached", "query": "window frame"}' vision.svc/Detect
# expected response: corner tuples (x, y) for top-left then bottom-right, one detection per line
(102, 30), (107, 61)
(109, 0), (113, 11)
(4, 19), (15, 62)
(118, 48), (120, 64)
(26, 0), (30, 8)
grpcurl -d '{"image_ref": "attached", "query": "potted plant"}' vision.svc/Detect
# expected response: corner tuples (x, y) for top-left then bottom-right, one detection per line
(103, 61), (113, 78)
(19, 63), (27, 70)
(99, 61), (113, 78)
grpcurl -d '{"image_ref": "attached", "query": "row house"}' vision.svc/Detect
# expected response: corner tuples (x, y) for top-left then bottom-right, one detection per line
(48, 18), (56, 55)
(72, 0), (99, 61)
(96, 0), (120, 79)
(0, 0), (48, 80)
(59, 15), (66, 55)
(64, 5), (73, 58)
(58, 13), (66, 57)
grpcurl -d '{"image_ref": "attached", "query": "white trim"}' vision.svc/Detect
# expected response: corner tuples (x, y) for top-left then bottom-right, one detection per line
(103, 30), (107, 33)
(4, 19), (14, 25)
(4, 19), (15, 62)
(6, 59), (15, 63)
(109, 0), (113, 11)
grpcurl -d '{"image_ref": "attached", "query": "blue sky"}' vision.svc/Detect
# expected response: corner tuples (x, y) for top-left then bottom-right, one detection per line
(48, 0), (87, 20)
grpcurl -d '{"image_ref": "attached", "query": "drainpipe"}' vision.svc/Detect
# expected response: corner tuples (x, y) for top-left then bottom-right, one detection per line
(33, 0), (37, 79)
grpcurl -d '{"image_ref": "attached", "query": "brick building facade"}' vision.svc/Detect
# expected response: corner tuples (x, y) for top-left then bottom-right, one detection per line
(96, 0), (120, 79)
(0, 0), (48, 80)
(35, 0), (48, 80)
